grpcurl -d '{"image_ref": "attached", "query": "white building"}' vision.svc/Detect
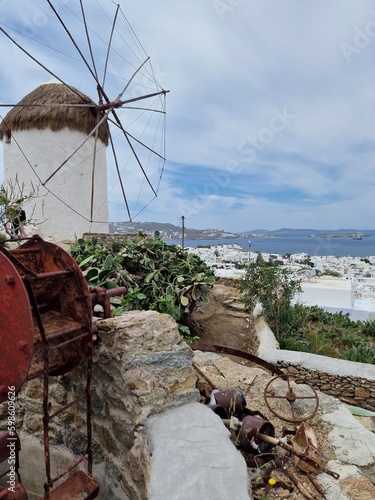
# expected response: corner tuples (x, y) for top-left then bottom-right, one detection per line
(189, 244), (375, 321)
(295, 278), (353, 309)
(0, 81), (109, 241)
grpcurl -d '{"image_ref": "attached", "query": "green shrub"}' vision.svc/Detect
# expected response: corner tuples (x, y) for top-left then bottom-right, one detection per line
(360, 320), (375, 338)
(238, 263), (302, 341)
(70, 236), (215, 340)
(238, 261), (375, 364)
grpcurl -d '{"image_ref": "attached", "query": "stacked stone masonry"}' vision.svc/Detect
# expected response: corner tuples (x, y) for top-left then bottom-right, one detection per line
(83, 232), (144, 246)
(0, 311), (199, 499)
(256, 315), (375, 412)
(278, 363), (375, 411)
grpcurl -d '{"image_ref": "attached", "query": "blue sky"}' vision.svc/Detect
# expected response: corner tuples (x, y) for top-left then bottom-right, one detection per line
(1, 0), (375, 232)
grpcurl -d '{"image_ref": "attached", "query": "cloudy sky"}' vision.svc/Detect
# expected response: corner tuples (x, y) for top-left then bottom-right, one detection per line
(1, 0), (375, 232)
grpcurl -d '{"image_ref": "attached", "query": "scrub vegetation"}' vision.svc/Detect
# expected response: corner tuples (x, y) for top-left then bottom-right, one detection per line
(70, 235), (215, 341)
(0, 177), (38, 238)
(239, 262), (375, 364)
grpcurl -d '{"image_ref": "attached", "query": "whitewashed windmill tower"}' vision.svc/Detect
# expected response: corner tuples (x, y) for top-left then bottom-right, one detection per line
(0, 80), (109, 241)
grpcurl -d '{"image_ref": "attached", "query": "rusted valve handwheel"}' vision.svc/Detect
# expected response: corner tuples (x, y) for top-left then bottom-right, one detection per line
(264, 373), (319, 423)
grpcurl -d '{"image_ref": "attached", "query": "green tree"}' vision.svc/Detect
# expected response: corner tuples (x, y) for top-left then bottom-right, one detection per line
(256, 252), (264, 264)
(238, 263), (302, 341)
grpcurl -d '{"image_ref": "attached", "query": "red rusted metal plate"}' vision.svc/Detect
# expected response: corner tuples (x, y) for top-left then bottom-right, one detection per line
(36, 240), (93, 376)
(0, 431), (21, 464)
(293, 422), (321, 473)
(42, 471), (99, 500)
(0, 253), (33, 403)
(0, 482), (28, 499)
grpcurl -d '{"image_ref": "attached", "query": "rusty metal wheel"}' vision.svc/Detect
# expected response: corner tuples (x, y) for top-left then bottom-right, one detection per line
(0, 251), (33, 402)
(264, 373), (319, 423)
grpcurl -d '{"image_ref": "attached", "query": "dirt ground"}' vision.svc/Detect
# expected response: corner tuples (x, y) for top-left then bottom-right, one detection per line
(190, 281), (258, 354)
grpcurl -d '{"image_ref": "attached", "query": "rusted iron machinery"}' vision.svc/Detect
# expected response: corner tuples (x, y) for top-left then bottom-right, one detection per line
(194, 356), (339, 499)
(204, 386), (339, 498)
(0, 235), (126, 499)
(192, 343), (320, 423)
(264, 373), (320, 423)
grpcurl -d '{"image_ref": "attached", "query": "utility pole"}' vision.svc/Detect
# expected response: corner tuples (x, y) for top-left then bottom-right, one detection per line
(181, 215), (185, 249)
(248, 240), (251, 266)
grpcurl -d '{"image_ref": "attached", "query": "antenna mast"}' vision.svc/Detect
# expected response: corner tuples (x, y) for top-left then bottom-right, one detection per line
(181, 216), (185, 249)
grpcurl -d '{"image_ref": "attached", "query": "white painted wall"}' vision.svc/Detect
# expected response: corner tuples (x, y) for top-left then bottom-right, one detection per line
(294, 278), (353, 309)
(322, 306), (375, 322)
(4, 128), (109, 241)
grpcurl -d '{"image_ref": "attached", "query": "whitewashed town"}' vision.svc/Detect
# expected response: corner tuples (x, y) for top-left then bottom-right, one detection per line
(187, 243), (375, 322)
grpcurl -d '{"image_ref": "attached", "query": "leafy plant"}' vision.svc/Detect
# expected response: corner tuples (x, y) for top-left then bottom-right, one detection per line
(238, 262), (302, 340)
(71, 237), (132, 289)
(360, 320), (375, 338)
(0, 175), (42, 239)
(343, 344), (375, 364)
(70, 236), (215, 340)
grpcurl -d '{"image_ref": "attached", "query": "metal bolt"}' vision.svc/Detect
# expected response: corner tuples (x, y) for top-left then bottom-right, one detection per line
(4, 275), (15, 284)
(17, 340), (28, 354)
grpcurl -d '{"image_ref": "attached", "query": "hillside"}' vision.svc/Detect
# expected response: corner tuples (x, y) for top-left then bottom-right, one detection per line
(110, 221), (248, 240)
(109, 221), (373, 240)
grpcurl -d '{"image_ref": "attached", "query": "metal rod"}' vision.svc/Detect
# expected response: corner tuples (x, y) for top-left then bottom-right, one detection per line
(46, 0), (99, 85)
(86, 340), (94, 476)
(34, 270), (73, 279)
(50, 454), (88, 485)
(190, 342), (284, 376)
(192, 362), (217, 390)
(48, 395), (86, 421)
(8, 247), (40, 255)
(283, 467), (315, 500)
(307, 472), (326, 496)
(258, 433), (340, 479)
(102, 3), (119, 88)
(46, 326), (86, 342)
(48, 332), (90, 350)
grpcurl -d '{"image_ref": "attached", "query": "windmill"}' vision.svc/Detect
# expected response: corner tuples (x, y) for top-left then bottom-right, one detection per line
(0, 0), (168, 241)
(0, 1), (168, 497)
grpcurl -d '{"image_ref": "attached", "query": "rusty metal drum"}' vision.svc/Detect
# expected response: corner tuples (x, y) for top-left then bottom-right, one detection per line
(211, 388), (247, 417)
(238, 415), (275, 454)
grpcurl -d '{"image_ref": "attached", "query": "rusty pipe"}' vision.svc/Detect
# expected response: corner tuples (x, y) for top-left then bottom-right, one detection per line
(258, 433), (340, 479)
(90, 286), (127, 318)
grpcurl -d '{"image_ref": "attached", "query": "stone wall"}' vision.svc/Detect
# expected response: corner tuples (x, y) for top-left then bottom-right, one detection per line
(83, 232), (144, 246)
(0, 310), (199, 499)
(256, 316), (375, 412)
(279, 363), (375, 410)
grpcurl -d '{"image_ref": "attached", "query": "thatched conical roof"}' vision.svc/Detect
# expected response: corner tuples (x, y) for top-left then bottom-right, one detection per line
(0, 83), (109, 145)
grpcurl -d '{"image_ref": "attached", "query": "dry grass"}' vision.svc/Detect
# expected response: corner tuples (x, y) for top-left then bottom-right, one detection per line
(0, 83), (109, 145)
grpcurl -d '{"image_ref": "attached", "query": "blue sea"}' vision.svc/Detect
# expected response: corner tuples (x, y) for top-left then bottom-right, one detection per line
(167, 236), (375, 258)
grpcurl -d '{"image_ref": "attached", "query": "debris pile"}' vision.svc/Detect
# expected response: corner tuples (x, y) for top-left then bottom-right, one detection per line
(193, 348), (375, 499)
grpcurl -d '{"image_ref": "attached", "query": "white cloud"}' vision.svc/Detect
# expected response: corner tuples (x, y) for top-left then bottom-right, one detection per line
(1, 0), (375, 231)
